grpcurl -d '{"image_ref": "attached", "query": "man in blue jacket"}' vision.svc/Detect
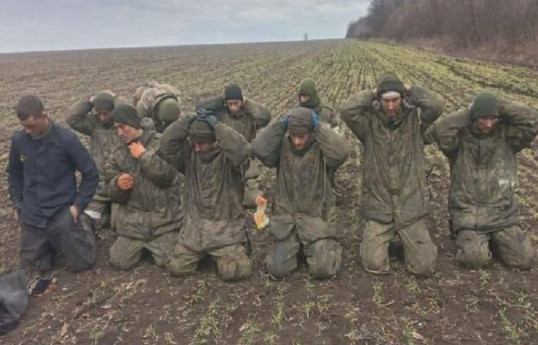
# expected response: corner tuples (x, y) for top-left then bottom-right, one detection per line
(7, 95), (99, 273)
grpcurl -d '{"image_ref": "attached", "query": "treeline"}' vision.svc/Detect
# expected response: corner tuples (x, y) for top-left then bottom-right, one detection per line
(347, 0), (538, 56)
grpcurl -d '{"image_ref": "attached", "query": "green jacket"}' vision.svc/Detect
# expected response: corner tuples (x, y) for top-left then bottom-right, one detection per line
(425, 99), (538, 233)
(160, 117), (250, 252)
(66, 99), (122, 201)
(340, 86), (445, 228)
(105, 131), (182, 240)
(252, 121), (349, 242)
(197, 96), (271, 143)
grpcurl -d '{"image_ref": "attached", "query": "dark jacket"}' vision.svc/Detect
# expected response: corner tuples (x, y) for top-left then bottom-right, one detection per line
(7, 122), (98, 228)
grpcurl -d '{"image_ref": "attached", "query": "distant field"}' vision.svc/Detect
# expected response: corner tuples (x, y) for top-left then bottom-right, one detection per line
(0, 39), (536, 345)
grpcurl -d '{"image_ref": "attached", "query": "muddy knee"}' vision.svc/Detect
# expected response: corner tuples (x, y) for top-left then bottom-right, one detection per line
(457, 244), (491, 268)
(306, 239), (342, 279)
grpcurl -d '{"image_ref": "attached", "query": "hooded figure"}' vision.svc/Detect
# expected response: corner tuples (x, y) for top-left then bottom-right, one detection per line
(65, 91), (124, 232)
(196, 84), (271, 208)
(133, 81), (182, 133)
(160, 108), (252, 282)
(105, 104), (182, 270)
(298, 78), (338, 128)
(253, 107), (349, 279)
(425, 92), (537, 269)
(340, 72), (445, 277)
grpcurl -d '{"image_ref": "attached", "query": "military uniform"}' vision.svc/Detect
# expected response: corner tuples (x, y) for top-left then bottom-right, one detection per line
(298, 78), (338, 128)
(340, 75), (445, 276)
(105, 105), (182, 270)
(160, 114), (252, 281)
(197, 88), (271, 207)
(425, 94), (537, 269)
(253, 107), (349, 279)
(66, 93), (123, 231)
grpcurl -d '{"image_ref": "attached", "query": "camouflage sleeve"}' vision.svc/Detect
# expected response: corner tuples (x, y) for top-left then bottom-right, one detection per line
(252, 120), (285, 168)
(407, 86), (445, 131)
(315, 123), (349, 169)
(105, 148), (131, 204)
(159, 115), (192, 173)
(424, 109), (468, 157)
(65, 99), (96, 136)
(138, 146), (178, 187)
(243, 98), (271, 129)
(114, 95), (129, 107)
(339, 90), (373, 143)
(135, 89), (154, 118)
(499, 99), (538, 152)
(215, 123), (250, 170)
(326, 106), (338, 128)
(196, 95), (226, 113)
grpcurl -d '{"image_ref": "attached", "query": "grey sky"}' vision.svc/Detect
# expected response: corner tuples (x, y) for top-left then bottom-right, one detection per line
(0, 0), (369, 53)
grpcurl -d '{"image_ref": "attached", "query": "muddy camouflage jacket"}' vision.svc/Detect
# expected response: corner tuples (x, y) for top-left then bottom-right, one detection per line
(105, 131), (182, 240)
(134, 81), (181, 132)
(197, 96), (271, 143)
(253, 121), (349, 242)
(66, 99), (123, 201)
(318, 105), (338, 128)
(160, 118), (250, 252)
(425, 99), (538, 233)
(340, 86), (445, 228)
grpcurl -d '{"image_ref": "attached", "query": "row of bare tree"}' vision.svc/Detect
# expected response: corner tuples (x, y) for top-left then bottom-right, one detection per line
(347, 0), (538, 49)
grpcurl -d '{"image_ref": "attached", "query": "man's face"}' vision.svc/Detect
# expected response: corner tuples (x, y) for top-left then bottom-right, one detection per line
(299, 94), (310, 104)
(381, 95), (402, 117)
(193, 141), (216, 153)
(226, 99), (243, 114)
(290, 133), (312, 151)
(114, 123), (140, 144)
(96, 111), (111, 123)
(475, 116), (499, 134)
(20, 113), (49, 137)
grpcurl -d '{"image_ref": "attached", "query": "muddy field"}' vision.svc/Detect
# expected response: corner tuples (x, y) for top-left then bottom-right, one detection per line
(0, 39), (536, 345)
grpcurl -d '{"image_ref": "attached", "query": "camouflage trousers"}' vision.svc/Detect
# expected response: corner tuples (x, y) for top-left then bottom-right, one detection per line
(360, 218), (437, 277)
(243, 159), (262, 208)
(20, 207), (96, 272)
(456, 225), (536, 270)
(109, 231), (177, 270)
(80, 199), (111, 232)
(266, 228), (342, 279)
(166, 243), (252, 282)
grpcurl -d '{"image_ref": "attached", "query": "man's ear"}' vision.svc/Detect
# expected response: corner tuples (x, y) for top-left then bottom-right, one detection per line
(41, 111), (48, 119)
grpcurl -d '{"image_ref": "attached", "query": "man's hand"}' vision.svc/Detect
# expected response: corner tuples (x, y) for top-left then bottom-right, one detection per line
(70, 205), (80, 222)
(117, 173), (134, 190)
(13, 208), (19, 223)
(129, 141), (146, 159)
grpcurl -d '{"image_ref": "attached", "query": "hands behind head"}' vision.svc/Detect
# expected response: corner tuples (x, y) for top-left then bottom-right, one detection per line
(90, 90), (116, 104)
(195, 108), (218, 129)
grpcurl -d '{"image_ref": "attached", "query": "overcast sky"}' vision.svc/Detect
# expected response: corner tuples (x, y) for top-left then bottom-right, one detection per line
(0, 0), (369, 53)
